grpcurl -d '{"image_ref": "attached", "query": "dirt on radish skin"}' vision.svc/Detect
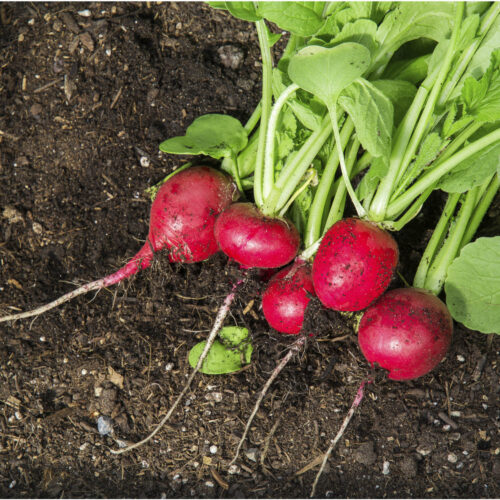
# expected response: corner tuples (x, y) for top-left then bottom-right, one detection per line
(214, 202), (300, 269)
(262, 259), (315, 334)
(358, 288), (453, 380)
(312, 218), (399, 312)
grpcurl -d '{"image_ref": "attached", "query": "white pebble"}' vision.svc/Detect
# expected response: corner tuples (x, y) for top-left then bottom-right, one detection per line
(15, 411), (22, 420)
(106, 49), (112, 56)
(39, 336), (46, 342)
(9, 480), (16, 489)
(28, 19), (34, 25)
(81, 368), (88, 375)
(78, 9), (92, 17)
(382, 461), (390, 475)
(456, 354), (465, 362)
(165, 362), (174, 372)
(209, 445), (218, 454)
(443, 424), (451, 431)
(448, 453), (458, 463)
(205, 481), (214, 488)
(140, 156), (150, 167)
(228, 464), (240, 475)
(450, 410), (462, 417)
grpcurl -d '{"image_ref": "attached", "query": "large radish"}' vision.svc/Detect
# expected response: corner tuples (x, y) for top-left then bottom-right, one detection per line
(0, 166), (237, 322)
(312, 218), (399, 312)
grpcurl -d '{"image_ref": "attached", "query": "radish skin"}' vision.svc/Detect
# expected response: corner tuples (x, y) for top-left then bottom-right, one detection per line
(312, 218), (399, 312)
(358, 288), (453, 380)
(0, 166), (237, 323)
(214, 202), (300, 269)
(262, 259), (315, 334)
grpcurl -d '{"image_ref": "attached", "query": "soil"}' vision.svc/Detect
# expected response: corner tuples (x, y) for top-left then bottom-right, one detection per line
(1, 3), (499, 498)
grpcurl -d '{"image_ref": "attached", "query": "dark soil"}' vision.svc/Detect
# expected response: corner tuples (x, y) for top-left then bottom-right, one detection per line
(1, 3), (499, 498)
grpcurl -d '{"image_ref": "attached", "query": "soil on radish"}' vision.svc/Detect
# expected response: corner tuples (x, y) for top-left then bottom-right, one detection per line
(1, 3), (499, 498)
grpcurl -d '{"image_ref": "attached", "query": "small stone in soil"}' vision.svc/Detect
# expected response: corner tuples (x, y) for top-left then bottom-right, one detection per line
(97, 415), (113, 436)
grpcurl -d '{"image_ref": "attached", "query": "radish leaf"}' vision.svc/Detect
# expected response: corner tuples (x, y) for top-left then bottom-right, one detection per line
(437, 141), (500, 193)
(159, 114), (248, 160)
(188, 326), (253, 375)
(338, 77), (393, 160)
(445, 237), (500, 334)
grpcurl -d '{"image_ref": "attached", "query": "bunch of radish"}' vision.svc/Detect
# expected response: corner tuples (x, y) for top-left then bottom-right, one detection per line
(3, 4), (499, 487)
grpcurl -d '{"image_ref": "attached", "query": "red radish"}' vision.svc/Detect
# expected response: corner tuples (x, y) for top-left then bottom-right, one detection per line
(312, 218), (398, 312)
(262, 259), (315, 334)
(214, 202), (300, 269)
(358, 288), (453, 380)
(0, 166), (237, 322)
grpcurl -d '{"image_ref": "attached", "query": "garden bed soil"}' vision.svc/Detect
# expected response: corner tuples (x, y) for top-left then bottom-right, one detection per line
(1, 3), (499, 498)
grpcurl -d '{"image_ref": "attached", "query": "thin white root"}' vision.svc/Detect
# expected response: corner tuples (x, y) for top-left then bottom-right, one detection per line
(310, 380), (368, 498)
(230, 335), (306, 466)
(0, 279), (104, 323)
(110, 279), (244, 455)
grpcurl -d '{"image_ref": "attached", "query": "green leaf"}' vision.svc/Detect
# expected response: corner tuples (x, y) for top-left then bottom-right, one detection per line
(374, 3), (455, 66)
(437, 141), (500, 193)
(288, 43), (371, 107)
(413, 133), (445, 171)
(382, 54), (430, 85)
(356, 156), (388, 202)
(338, 77), (393, 160)
(188, 326), (253, 375)
(159, 114), (248, 160)
(451, 14), (500, 98)
(331, 19), (378, 55)
(445, 237), (500, 334)
(225, 1), (261, 21)
(462, 49), (500, 123)
(371, 79), (417, 127)
(258, 2), (324, 37)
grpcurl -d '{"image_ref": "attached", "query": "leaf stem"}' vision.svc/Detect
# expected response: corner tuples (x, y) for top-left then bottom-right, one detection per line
(413, 193), (461, 289)
(328, 104), (365, 218)
(423, 187), (478, 295)
(262, 115), (332, 216)
(386, 128), (500, 219)
(263, 83), (299, 199)
(304, 116), (354, 247)
(254, 20), (273, 209)
(244, 101), (262, 134)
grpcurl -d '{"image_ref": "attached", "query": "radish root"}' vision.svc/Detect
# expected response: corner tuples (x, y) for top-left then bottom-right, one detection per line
(109, 278), (244, 455)
(310, 380), (368, 498)
(230, 335), (306, 465)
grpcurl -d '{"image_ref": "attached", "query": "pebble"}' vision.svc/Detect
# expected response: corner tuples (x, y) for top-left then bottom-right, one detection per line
(218, 45), (244, 70)
(209, 445), (218, 454)
(165, 363), (174, 371)
(447, 452), (458, 463)
(97, 415), (113, 436)
(78, 9), (92, 17)
(228, 464), (240, 475)
(416, 445), (432, 456)
(245, 448), (259, 462)
(456, 354), (465, 362)
(205, 481), (215, 488)
(32, 222), (43, 234)
(205, 392), (223, 403)
(382, 460), (390, 475)
(140, 156), (150, 167)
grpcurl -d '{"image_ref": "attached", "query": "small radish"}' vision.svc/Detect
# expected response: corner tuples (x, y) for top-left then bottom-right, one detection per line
(214, 202), (300, 269)
(262, 259), (315, 334)
(312, 218), (398, 312)
(358, 288), (453, 380)
(0, 166), (237, 322)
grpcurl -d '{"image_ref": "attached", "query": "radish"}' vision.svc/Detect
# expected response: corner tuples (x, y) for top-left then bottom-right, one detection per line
(358, 288), (453, 380)
(312, 218), (399, 312)
(262, 259), (314, 334)
(214, 202), (300, 269)
(0, 166), (237, 322)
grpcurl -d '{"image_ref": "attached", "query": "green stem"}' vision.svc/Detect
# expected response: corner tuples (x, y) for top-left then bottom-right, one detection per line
(254, 20), (273, 209)
(304, 117), (354, 248)
(368, 83), (432, 221)
(386, 128), (500, 219)
(328, 104), (365, 218)
(440, 3), (500, 107)
(323, 137), (361, 234)
(424, 186), (478, 295)
(262, 115), (332, 215)
(389, 185), (434, 231)
(278, 169), (316, 218)
(461, 173), (500, 247)
(244, 102), (262, 134)
(263, 83), (299, 199)
(413, 193), (461, 288)
(369, 3), (464, 222)
(228, 154), (244, 195)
